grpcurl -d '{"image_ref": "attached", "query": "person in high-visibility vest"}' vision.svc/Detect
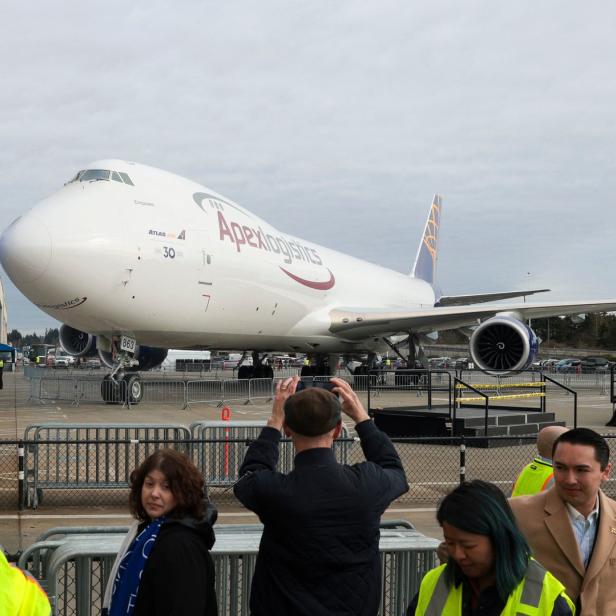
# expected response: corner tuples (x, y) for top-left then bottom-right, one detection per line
(511, 425), (569, 497)
(407, 480), (574, 616)
(0, 549), (51, 615)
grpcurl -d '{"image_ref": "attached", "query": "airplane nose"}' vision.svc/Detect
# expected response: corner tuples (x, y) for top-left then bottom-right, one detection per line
(0, 213), (52, 283)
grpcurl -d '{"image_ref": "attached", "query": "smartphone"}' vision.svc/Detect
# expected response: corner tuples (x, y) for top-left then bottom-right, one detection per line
(295, 379), (336, 393)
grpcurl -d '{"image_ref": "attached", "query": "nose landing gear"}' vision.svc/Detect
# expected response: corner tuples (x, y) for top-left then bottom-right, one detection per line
(100, 350), (143, 405)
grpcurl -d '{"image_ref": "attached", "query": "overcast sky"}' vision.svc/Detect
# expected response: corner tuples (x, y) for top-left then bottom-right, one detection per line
(2, 2), (615, 333)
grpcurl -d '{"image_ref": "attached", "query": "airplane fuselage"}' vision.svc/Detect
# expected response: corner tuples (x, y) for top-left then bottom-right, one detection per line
(1, 160), (435, 353)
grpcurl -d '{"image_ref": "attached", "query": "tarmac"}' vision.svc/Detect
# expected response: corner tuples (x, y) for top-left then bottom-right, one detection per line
(1, 367), (615, 555)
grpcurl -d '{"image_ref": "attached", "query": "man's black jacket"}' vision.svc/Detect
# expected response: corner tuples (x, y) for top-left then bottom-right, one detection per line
(234, 419), (409, 616)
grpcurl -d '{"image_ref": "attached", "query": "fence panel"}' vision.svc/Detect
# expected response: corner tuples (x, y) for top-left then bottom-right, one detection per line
(186, 380), (224, 407)
(190, 421), (350, 489)
(247, 378), (274, 402)
(222, 380), (251, 404)
(0, 441), (18, 509)
(23, 424), (191, 508)
(27, 526), (437, 616)
(139, 379), (186, 405)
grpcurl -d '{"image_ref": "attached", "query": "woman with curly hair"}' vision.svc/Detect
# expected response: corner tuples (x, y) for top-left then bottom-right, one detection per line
(102, 449), (217, 616)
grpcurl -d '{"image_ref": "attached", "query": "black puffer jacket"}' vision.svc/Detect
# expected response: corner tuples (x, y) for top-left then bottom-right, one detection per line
(134, 504), (218, 616)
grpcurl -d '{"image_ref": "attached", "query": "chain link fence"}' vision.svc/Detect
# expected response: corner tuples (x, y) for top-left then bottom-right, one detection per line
(1, 432), (615, 511)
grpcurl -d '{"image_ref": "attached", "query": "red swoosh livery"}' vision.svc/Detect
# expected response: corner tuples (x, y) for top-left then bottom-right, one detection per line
(279, 267), (335, 290)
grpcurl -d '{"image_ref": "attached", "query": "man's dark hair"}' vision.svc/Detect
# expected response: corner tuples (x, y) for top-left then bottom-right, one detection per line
(284, 388), (342, 437)
(129, 448), (206, 521)
(552, 427), (610, 470)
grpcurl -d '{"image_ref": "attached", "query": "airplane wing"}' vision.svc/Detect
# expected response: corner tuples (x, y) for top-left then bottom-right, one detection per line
(329, 299), (616, 340)
(436, 289), (550, 306)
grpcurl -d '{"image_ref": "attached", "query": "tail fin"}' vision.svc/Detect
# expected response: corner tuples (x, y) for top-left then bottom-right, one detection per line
(411, 194), (442, 284)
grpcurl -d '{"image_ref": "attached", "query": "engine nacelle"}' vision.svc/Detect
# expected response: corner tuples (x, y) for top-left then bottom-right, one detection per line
(97, 345), (168, 371)
(135, 346), (168, 371)
(59, 324), (95, 356)
(469, 314), (538, 374)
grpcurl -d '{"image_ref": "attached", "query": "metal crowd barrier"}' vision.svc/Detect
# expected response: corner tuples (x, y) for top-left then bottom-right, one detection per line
(185, 379), (225, 407)
(20, 525), (438, 616)
(23, 424), (191, 509)
(189, 420), (350, 488)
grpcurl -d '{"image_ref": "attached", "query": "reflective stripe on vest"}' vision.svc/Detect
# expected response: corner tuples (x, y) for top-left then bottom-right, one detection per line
(415, 559), (575, 616)
(512, 458), (554, 497)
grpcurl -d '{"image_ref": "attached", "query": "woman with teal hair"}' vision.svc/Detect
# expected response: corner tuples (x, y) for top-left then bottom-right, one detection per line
(408, 480), (574, 615)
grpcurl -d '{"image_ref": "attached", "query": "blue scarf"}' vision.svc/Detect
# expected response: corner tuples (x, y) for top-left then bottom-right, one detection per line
(109, 517), (165, 616)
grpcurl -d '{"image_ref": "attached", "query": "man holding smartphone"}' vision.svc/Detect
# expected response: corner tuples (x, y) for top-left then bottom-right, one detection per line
(234, 376), (409, 616)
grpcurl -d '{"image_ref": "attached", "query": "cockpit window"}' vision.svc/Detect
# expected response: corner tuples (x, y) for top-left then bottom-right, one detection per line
(119, 172), (134, 186)
(67, 169), (135, 185)
(79, 169), (110, 182)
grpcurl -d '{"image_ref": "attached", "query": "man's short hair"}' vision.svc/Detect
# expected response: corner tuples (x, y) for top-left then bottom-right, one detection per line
(284, 388), (342, 437)
(552, 427), (610, 470)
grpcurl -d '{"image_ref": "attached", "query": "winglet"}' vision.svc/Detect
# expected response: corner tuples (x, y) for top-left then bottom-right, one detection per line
(411, 194), (442, 284)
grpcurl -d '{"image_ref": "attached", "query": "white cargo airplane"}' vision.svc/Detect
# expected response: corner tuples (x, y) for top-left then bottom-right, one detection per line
(2, 159), (615, 403)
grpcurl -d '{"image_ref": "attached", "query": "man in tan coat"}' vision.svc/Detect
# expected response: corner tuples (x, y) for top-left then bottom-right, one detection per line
(510, 428), (616, 616)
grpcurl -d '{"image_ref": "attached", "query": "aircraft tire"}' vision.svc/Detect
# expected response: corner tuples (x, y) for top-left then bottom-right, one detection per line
(124, 374), (143, 405)
(101, 375), (121, 404)
(237, 365), (254, 380)
(253, 365), (274, 379)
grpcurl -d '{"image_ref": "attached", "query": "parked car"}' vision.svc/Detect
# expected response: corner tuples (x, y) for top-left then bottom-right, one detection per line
(82, 357), (102, 369)
(428, 357), (451, 369)
(581, 357), (610, 372)
(555, 358), (582, 373)
(53, 353), (74, 368)
(539, 359), (559, 371)
(453, 357), (470, 369)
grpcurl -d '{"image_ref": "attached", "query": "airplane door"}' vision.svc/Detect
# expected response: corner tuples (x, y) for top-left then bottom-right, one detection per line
(193, 228), (216, 314)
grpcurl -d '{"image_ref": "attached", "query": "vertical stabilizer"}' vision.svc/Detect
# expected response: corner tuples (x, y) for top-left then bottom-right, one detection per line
(411, 194), (442, 284)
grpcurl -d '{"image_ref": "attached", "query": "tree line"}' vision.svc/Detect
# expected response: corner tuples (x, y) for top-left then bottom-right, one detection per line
(7, 328), (59, 348)
(437, 313), (616, 353)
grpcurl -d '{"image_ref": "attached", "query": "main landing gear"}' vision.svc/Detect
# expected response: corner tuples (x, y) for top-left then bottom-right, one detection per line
(101, 350), (143, 405)
(237, 352), (275, 380)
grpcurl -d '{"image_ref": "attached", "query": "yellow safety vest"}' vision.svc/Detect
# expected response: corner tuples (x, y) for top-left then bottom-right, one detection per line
(415, 559), (575, 616)
(0, 360), (4, 368)
(512, 457), (554, 497)
(0, 551), (51, 616)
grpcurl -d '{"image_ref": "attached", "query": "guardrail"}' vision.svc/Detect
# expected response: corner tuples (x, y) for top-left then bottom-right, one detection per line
(19, 524), (438, 616)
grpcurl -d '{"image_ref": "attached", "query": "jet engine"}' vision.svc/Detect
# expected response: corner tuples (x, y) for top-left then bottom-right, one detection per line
(135, 346), (168, 371)
(59, 324), (95, 356)
(469, 314), (538, 374)
(98, 345), (168, 371)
